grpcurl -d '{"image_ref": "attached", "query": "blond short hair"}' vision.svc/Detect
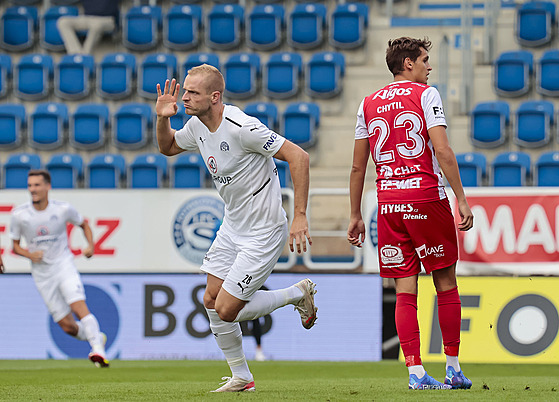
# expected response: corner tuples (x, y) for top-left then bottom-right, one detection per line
(187, 64), (225, 95)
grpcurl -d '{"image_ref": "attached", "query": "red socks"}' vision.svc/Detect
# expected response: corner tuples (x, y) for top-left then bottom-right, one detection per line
(437, 286), (461, 357)
(395, 292), (421, 367)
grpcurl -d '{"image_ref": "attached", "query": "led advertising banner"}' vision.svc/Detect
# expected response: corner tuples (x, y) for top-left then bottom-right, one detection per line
(0, 273), (382, 361)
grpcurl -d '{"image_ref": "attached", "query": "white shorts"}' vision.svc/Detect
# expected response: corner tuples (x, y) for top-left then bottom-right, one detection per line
(201, 222), (288, 301)
(34, 269), (86, 322)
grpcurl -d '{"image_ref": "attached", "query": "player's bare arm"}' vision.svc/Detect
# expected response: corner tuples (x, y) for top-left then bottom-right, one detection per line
(347, 138), (370, 248)
(428, 125), (474, 232)
(80, 220), (95, 258)
(273, 140), (312, 254)
(156, 78), (183, 156)
(12, 239), (43, 263)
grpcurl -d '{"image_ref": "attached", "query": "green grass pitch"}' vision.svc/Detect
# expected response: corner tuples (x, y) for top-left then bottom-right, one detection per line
(1, 360), (558, 401)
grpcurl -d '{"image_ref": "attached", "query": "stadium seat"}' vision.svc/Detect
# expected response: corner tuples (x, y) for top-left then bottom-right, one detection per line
(1, 6), (38, 51)
(491, 152), (531, 187)
(288, 3), (327, 50)
(223, 53), (260, 99)
(15, 53), (53, 100)
(494, 51), (533, 97)
(246, 4), (284, 51)
(46, 153), (83, 188)
(305, 51), (345, 98)
(29, 102), (68, 150)
(516, 1), (555, 47)
(514, 100), (554, 148)
(456, 152), (486, 187)
(129, 153), (168, 188)
(164, 4), (202, 51)
(172, 153), (207, 188)
(55, 54), (95, 100)
(281, 102), (320, 148)
(41, 6), (78, 51)
(535, 151), (559, 186)
(206, 4), (244, 50)
(3, 153), (41, 189)
(0, 103), (26, 149)
(263, 52), (302, 99)
(51, 0), (79, 4)
(113, 103), (153, 149)
(273, 158), (291, 187)
(537, 50), (559, 96)
(245, 102), (278, 130)
(470, 101), (509, 148)
(87, 154), (126, 189)
(123, 6), (162, 51)
(9, 0), (41, 5)
(329, 2), (369, 49)
(97, 53), (136, 100)
(182, 52), (220, 80)
(0, 54), (12, 98)
(139, 53), (178, 99)
(70, 103), (109, 150)
(170, 102), (191, 131)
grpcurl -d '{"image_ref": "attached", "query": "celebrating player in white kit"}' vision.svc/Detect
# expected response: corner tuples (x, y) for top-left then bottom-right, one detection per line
(10, 170), (109, 367)
(156, 65), (317, 392)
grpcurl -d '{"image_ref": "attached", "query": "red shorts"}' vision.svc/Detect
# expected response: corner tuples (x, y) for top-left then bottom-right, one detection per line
(377, 198), (458, 278)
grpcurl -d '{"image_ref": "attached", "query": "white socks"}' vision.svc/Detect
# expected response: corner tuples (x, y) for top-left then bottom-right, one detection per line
(74, 321), (88, 341)
(408, 365), (426, 378)
(234, 286), (303, 322)
(80, 314), (104, 349)
(446, 355), (461, 372)
(206, 308), (252, 381)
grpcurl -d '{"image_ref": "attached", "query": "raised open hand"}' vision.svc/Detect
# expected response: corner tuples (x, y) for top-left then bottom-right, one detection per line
(156, 78), (180, 118)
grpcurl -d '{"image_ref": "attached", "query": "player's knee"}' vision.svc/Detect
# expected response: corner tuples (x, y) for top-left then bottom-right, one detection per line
(203, 291), (217, 310)
(216, 308), (236, 323)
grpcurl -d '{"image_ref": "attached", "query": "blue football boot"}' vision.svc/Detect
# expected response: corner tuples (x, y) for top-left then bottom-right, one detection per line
(409, 373), (452, 390)
(444, 366), (473, 389)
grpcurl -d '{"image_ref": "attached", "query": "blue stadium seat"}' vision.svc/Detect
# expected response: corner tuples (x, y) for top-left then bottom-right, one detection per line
(139, 53), (178, 99)
(263, 52), (302, 99)
(15, 53), (53, 100)
(170, 102), (191, 131)
(537, 50), (559, 96)
(123, 6), (162, 51)
(329, 2), (369, 49)
(172, 153), (207, 188)
(515, 100), (554, 148)
(516, 1), (555, 47)
(97, 53), (136, 100)
(247, 4), (284, 50)
(288, 3), (327, 50)
(535, 151), (559, 186)
(0, 104), (26, 149)
(282, 102), (320, 148)
(70, 103), (109, 150)
(164, 4), (202, 50)
(129, 153), (168, 188)
(3, 153), (41, 189)
(87, 154), (126, 189)
(223, 53), (260, 99)
(46, 153), (83, 188)
(1, 6), (38, 51)
(470, 101), (509, 148)
(245, 102), (278, 130)
(456, 152), (486, 187)
(494, 50), (533, 97)
(55, 54), (95, 100)
(492, 152), (531, 187)
(182, 52), (220, 80)
(0, 54), (12, 98)
(206, 4), (244, 50)
(273, 158), (291, 188)
(306, 51), (345, 98)
(113, 103), (153, 149)
(41, 5), (78, 51)
(29, 102), (68, 150)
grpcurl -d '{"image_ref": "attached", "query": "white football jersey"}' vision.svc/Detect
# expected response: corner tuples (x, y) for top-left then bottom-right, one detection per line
(174, 104), (287, 235)
(10, 200), (83, 282)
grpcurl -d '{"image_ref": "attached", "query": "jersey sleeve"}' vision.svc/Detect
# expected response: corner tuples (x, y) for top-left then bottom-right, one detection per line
(66, 203), (84, 226)
(9, 213), (21, 241)
(421, 87), (447, 130)
(239, 118), (286, 157)
(355, 98), (368, 140)
(174, 120), (199, 152)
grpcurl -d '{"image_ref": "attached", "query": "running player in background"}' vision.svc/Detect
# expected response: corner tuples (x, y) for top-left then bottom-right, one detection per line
(347, 37), (473, 390)
(156, 65), (317, 393)
(9, 170), (109, 368)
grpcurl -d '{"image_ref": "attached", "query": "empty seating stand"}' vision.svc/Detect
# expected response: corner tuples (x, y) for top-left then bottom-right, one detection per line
(97, 53), (136, 100)
(173, 153), (207, 188)
(263, 52), (302, 99)
(0, 103), (26, 149)
(46, 153), (83, 188)
(55, 54), (95, 100)
(4, 153), (41, 188)
(514, 100), (554, 148)
(129, 153), (168, 188)
(329, 2), (369, 50)
(123, 6), (162, 51)
(29, 102), (68, 150)
(456, 152), (486, 187)
(164, 4), (202, 51)
(1, 6), (38, 51)
(246, 4), (284, 51)
(470, 101), (509, 148)
(87, 153), (126, 188)
(516, 1), (556, 47)
(491, 152), (531, 187)
(535, 151), (559, 186)
(494, 51), (533, 97)
(537, 50), (559, 96)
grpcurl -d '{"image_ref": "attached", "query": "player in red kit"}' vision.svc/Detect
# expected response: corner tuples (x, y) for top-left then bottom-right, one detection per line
(347, 37), (473, 390)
